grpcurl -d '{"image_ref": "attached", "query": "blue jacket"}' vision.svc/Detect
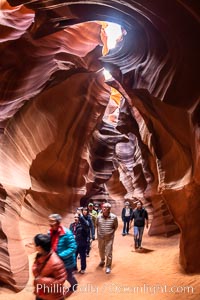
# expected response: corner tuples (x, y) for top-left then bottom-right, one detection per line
(50, 226), (77, 269)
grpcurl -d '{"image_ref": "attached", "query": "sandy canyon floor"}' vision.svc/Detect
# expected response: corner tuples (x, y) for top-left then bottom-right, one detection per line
(0, 220), (200, 300)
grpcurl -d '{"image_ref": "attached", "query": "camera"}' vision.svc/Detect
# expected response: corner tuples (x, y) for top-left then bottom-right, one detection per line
(77, 207), (83, 211)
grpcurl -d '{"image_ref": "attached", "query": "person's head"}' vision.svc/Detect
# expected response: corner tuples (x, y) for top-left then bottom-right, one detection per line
(136, 200), (143, 209)
(34, 234), (51, 254)
(125, 201), (130, 207)
(88, 203), (94, 211)
(82, 207), (89, 216)
(74, 213), (79, 223)
(94, 203), (99, 210)
(48, 213), (62, 231)
(102, 202), (111, 217)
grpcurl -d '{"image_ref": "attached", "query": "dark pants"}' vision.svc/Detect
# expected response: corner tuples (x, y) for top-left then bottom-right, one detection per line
(122, 216), (131, 234)
(86, 239), (92, 255)
(76, 245), (87, 270)
(66, 267), (78, 291)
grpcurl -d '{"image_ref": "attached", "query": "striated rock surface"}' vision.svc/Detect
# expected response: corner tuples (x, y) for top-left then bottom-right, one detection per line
(0, 0), (199, 290)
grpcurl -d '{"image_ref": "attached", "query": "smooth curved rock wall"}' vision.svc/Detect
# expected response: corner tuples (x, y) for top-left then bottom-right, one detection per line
(0, 0), (199, 290)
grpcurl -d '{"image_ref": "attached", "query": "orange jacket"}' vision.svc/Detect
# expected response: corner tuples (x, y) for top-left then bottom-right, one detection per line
(32, 251), (67, 300)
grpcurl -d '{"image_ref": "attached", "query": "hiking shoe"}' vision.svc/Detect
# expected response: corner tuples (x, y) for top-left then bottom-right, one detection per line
(106, 267), (111, 274)
(98, 261), (105, 267)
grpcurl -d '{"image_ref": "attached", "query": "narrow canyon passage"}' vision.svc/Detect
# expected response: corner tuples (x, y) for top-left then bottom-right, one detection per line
(0, 0), (200, 293)
(0, 220), (199, 300)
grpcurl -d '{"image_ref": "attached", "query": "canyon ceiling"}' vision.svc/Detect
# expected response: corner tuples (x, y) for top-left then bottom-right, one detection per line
(0, 0), (200, 292)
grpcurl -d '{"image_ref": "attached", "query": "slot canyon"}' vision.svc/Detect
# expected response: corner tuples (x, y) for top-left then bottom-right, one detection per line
(0, 0), (200, 299)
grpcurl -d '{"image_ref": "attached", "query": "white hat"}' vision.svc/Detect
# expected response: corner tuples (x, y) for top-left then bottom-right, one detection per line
(103, 202), (111, 208)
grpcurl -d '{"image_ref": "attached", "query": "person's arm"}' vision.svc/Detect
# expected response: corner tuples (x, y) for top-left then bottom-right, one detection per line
(78, 214), (90, 230)
(130, 210), (135, 221)
(69, 223), (73, 232)
(145, 210), (149, 228)
(96, 215), (99, 229)
(114, 216), (118, 231)
(121, 208), (125, 221)
(88, 216), (95, 240)
(130, 210), (135, 227)
(35, 261), (66, 286)
(129, 208), (133, 226)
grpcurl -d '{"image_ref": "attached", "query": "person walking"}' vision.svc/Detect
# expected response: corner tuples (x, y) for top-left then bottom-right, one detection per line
(96, 202), (118, 274)
(32, 234), (66, 300)
(82, 207), (94, 257)
(130, 200), (149, 249)
(88, 203), (97, 238)
(69, 208), (90, 274)
(48, 214), (78, 292)
(121, 201), (133, 236)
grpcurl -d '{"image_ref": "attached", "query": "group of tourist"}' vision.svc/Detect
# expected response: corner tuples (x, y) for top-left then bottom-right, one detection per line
(32, 200), (148, 300)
